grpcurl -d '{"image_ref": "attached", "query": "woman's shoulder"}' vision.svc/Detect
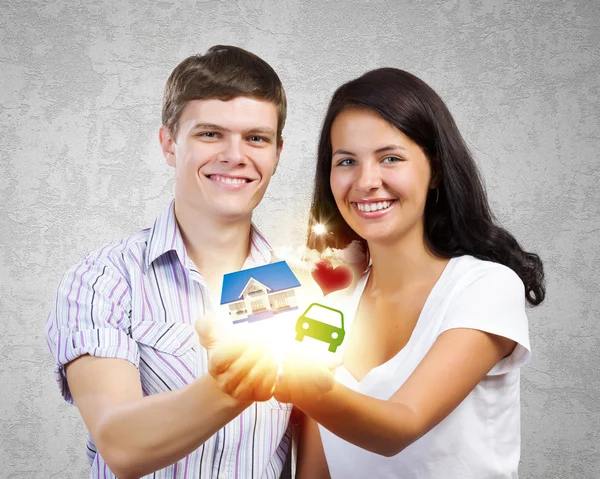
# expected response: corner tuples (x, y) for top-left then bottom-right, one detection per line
(446, 255), (525, 299)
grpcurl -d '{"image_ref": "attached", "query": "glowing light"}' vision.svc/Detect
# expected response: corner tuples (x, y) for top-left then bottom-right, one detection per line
(312, 224), (327, 235)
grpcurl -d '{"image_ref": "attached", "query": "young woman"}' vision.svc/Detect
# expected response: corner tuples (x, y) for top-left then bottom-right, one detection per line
(273, 68), (545, 478)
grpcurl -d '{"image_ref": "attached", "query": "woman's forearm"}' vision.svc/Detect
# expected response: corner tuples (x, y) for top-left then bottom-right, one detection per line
(97, 374), (250, 479)
(296, 414), (331, 479)
(297, 382), (420, 457)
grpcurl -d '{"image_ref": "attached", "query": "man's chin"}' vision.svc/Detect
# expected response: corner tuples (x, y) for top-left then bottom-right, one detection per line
(210, 205), (256, 223)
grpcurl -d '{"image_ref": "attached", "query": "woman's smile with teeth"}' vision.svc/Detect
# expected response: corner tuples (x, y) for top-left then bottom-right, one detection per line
(354, 200), (394, 212)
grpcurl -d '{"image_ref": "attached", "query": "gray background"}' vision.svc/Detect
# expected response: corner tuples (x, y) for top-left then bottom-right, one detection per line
(1, 0), (598, 477)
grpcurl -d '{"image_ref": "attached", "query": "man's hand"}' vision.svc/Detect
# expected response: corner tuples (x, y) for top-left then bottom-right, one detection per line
(195, 313), (278, 402)
(274, 349), (342, 406)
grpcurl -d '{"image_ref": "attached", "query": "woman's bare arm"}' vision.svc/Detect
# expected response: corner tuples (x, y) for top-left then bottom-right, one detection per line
(296, 412), (331, 479)
(283, 328), (515, 456)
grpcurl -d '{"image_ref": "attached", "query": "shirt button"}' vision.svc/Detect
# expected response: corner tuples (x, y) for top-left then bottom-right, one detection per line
(172, 339), (181, 348)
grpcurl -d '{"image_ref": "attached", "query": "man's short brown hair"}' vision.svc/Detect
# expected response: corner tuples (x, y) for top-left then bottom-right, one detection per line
(162, 45), (287, 141)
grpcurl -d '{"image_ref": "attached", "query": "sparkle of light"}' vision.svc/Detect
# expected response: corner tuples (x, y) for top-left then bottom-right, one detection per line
(312, 224), (327, 235)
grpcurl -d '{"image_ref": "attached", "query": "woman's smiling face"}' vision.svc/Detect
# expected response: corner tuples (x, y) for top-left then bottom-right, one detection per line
(329, 107), (433, 246)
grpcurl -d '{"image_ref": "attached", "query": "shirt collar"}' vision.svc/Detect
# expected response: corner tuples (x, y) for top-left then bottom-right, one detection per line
(145, 200), (188, 269)
(145, 200), (273, 270)
(245, 223), (273, 266)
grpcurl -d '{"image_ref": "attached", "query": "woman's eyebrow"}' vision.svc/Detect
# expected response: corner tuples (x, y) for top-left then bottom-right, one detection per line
(333, 144), (407, 156)
(333, 148), (355, 156)
(374, 144), (407, 153)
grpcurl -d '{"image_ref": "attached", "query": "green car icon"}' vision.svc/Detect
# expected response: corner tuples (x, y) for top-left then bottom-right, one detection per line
(295, 303), (345, 353)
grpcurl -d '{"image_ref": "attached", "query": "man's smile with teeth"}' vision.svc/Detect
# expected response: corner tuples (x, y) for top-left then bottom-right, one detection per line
(209, 174), (251, 185)
(353, 200), (395, 212)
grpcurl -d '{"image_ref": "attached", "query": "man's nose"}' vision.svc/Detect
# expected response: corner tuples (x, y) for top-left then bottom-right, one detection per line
(220, 137), (247, 165)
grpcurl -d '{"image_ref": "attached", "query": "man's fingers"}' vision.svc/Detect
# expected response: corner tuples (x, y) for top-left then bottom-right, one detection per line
(253, 354), (278, 402)
(195, 312), (236, 350)
(232, 352), (277, 402)
(209, 340), (247, 376)
(195, 313), (220, 349)
(213, 343), (267, 396)
(274, 370), (292, 404)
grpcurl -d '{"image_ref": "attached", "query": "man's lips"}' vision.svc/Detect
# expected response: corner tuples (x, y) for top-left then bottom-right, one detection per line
(206, 174), (255, 185)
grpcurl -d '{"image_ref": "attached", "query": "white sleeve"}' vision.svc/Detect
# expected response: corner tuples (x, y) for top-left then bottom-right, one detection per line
(439, 264), (531, 375)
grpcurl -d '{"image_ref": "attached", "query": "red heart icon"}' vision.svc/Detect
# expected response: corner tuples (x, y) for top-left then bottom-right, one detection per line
(311, 259), (353, 296)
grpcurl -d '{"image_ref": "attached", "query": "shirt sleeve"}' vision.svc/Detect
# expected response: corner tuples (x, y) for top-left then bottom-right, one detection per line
(45, 247), (139, 404)
(438, 263), (531, 375)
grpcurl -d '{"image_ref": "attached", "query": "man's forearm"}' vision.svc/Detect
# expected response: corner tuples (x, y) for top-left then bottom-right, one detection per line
(97, 374), (250, 479)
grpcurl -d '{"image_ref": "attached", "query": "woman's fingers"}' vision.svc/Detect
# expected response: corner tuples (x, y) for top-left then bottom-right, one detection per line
(325, 352), (343, 371)
(274, 351), (337, 403)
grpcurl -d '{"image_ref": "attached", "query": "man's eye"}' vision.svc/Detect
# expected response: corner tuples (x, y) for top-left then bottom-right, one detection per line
(249, 135), (267, 143)
(199, 132), (219, 138)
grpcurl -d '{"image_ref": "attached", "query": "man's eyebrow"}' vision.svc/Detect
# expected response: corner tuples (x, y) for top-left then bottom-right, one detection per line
(244, 127), (276, 136)
(191, 123), (231, 132)
(189, 123), (276, 137)
(333, 144), (407, 156)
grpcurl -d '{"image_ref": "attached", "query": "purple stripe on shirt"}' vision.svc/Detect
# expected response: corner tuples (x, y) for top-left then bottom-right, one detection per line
(154, 350), (187, 384)
(46, 201), (290, 479)
(172, 349), (194, 378)
(136, 322), (155, 343)
(170, 260), (187, 326)
(65, 262), (85, 331)
(234, 413), (244, 479)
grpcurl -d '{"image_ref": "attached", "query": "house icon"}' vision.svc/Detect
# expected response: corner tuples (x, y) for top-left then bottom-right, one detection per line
(220, 261), (302, 324)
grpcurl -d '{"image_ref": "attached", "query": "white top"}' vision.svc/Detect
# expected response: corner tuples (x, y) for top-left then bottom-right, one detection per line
(319, 255), (531, 479)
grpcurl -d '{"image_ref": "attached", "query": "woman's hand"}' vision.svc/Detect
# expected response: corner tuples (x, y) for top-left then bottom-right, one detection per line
(196, 313), (278, 403)
(274, 348), (342, 407)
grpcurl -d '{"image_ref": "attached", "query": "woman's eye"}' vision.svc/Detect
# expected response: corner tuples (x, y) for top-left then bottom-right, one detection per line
(382, 156), (402, 163)
(337, 158), (356, 166)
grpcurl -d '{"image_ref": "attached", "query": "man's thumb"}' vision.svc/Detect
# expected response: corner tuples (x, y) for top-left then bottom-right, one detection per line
(195, 313), (221, 349)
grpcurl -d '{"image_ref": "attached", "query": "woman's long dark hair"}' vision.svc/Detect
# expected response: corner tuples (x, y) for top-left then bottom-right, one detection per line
(308, 68), (545, 306)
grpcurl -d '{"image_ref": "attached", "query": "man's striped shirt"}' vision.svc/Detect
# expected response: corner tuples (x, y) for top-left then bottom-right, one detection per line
(45, 201), (292, 478)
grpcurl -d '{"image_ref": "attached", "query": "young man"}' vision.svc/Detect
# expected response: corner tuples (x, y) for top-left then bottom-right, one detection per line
(45, 45), (292, 479)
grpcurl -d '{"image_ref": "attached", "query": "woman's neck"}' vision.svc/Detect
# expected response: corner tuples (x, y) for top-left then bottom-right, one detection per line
(367, 231), (449, 296)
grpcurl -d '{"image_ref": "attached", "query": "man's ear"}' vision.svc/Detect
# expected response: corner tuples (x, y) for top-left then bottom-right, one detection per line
(273, 137), (284, 174)
(159, 125), (176, 167)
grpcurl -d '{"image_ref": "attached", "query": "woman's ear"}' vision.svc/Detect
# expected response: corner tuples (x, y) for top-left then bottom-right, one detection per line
(429, 161), (442, 189)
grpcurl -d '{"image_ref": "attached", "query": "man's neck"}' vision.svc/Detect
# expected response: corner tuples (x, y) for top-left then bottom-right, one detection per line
(174, 200), (254, 297)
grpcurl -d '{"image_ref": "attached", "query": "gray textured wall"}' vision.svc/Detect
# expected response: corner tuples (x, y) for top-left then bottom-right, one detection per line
(1, 0), (598, 477)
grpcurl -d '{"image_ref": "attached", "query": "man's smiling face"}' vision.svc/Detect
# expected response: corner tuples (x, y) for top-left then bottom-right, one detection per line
(161, 97), (282, 222)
